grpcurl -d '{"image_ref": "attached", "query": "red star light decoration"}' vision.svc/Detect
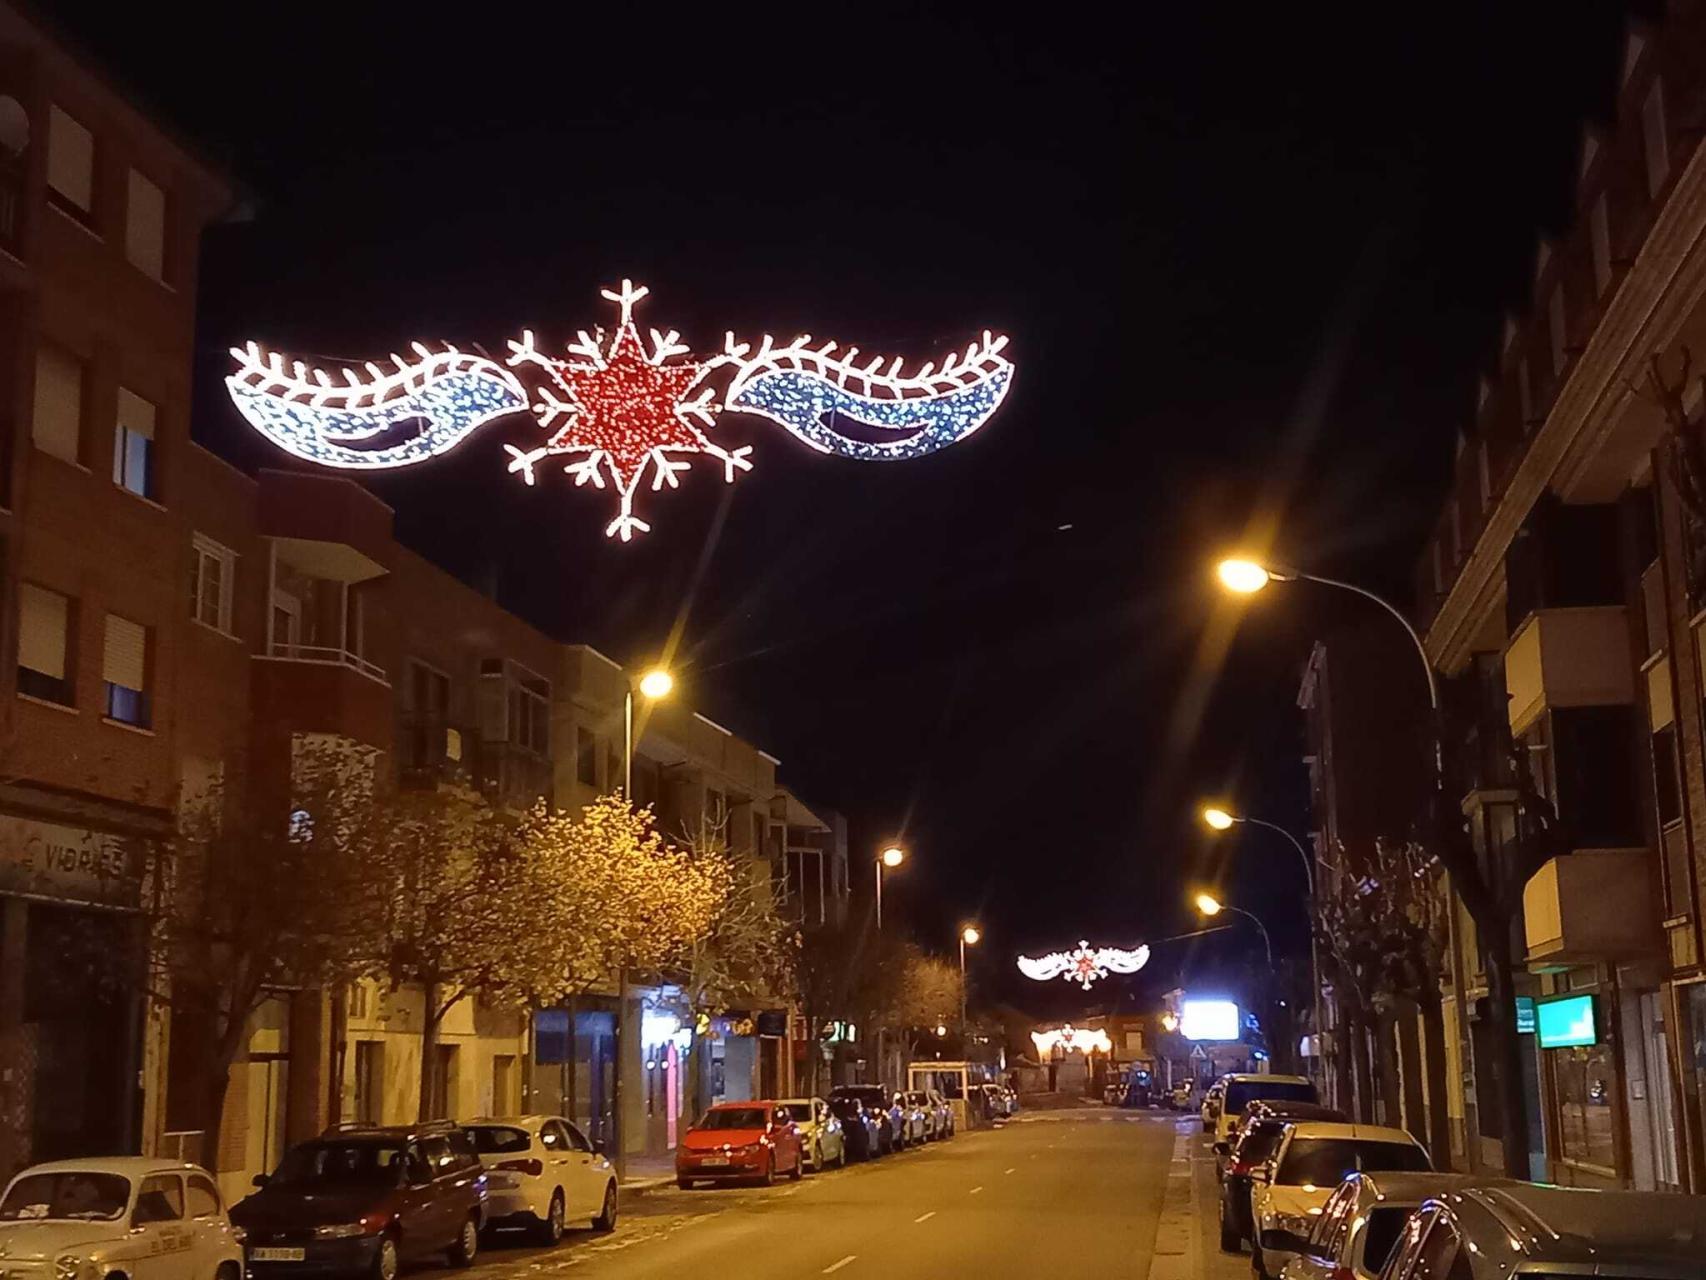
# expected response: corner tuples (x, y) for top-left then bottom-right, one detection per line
(503, 280), (753, 540)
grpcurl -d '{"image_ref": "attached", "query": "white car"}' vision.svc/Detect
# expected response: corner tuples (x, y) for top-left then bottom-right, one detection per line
(904, 1090), (952, 1141)
(1249, 1122), (1431, 1280)
(1276, 1171), (1504, 1280)
(779, 1098), (845, 1171)
(893, 1092), (928, 1146)
(466, 1116), (618, 1243)
(0, 1157), (245, 1280)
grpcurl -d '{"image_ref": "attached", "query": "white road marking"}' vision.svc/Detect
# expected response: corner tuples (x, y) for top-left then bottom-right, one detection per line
(823, 1256), (857, 1274)
(1004, 1167), (1015, 1174)
(969, 1185), (984, 1195)
(914, 1211), (937, 1223)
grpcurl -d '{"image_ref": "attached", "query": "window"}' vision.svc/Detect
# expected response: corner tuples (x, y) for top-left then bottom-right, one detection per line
(509, 668), (549, 754)
(576, 725), (597, 785)
(125, 169), (166, 280)
(1549, 284), (1568, 377)
(565, 1121), (593, 1153)
(1651, 655), (1681, 826)
(1361, 1208), (1410, 1275)
(102, 613), (149, 728)
(1643, 79), (1669, 197)
(132, 1175), (183, 1224)
(18, 583), (72, 706)
(1554, 1039), (1617, 1169)
(539, 1122), (564, 1150)
(1409, 1215), (1467, 1280)
(46, 105), (94, 221)
(1275, 1137), (1429, 1185)
(114, 387), (156, 499)
(191, 534), (235, 633)
(32, 344), (84, 465)
(185, 1175), (220, 1219)
(469, 1125), (530, 1155)
(352, 1041), (383, 1124)
(1590, 194), (1612, 296)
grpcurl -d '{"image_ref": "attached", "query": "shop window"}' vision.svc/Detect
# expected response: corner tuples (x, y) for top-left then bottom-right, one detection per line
(1554, 1040), (1617, 1170)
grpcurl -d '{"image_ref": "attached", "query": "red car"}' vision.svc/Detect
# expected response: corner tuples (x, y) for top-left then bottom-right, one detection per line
(676, 1101), (805, 1189)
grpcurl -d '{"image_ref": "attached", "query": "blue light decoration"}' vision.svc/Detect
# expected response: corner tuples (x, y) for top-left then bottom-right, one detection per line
(224, 283), (1015, 539)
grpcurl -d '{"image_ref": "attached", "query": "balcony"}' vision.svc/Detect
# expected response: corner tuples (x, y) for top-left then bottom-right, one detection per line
(1504, 607), (1634, 735)
(1523, 850), (1660, 971)
(264, 640), (386, 685)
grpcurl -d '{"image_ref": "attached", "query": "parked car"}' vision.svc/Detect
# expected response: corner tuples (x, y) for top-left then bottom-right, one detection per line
(827, 1097), (881, 1161)
(1212, 1074), (1318, 1156)
(906, 1090), (953, 1140)
(1376, 1183), (1706, 1280)
(1218, 1104), (1351, 1252)
(232, 1122), (489, 1280)
(829, 1086), (902, 1152)
(0, 1157), (245, 1280)
(1102, 1082), (1127, 1106)
(1168, 1080), (1192, 1111)
(1218, 1100), (1347, 1181)
(464, 1116), (617, 1244)
(1274, 1173), (1509, 1280)
(1202, 1077), (1228, 1132)
(894, 1091), (929, 1146)
(675, 1102), (805, 1188)
(979, 1083), (1012, 1119)
(780, 1098), (845, 1171)
(1249, 1122), (1430, 1280)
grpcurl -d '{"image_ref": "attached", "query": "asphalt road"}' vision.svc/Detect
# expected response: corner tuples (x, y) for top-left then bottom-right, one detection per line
(457, 1108), (1176, 1280)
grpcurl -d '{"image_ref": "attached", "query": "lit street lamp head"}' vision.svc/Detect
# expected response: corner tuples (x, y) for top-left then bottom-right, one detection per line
(1216, 558), (1273, 594)
(962, 925), (981, 945)
(638, 668), (674, 699)
(935, 1024), (948, 1037)
(1201, 806), (1236, 831)
(1194, 892), (1224, 916)
(880, 845), (906, 868)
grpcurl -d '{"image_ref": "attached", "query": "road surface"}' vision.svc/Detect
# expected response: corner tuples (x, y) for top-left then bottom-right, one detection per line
(459, 1108), (1177, 1279)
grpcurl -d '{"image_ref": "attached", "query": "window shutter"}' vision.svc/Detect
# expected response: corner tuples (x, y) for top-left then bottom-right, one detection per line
(18, 584), (67, 678)
(102, 614), (146, 691)
(47, 105), (94, 211)
(32, 346), (82, 463)
(117, 387), (156, 440)
(1648, 655), (1674, 733)
(125, 169), (166, 279)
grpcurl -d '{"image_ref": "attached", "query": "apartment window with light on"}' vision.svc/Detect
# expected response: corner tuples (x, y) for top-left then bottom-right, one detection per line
(191, 535), (235, 633)
(102, 613), (150, 729)
(32, 343), (84, 465)
(17, 583), (73, 706)
(46, 104), (94, 225)
(114, 387), (156, 500)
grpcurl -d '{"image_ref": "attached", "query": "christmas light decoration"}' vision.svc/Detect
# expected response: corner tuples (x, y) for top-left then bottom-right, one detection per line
(1030, 1025), (1112, 1056)
(1016, 941), (1150, 991)
(226, 282), (1014, 540)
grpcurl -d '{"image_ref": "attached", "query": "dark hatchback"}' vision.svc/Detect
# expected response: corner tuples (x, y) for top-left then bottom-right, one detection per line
(828, 1086), (898, 1153)
(231, 1124), (488, 1280)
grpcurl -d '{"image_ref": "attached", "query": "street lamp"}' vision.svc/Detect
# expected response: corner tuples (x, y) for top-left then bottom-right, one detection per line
(875, 845), (906, 929)
(1202, 806), (1235, 831)
(1193, 892), (1274, 970)
(959, 925), (981, 1026)
(624, 666), (674, 797)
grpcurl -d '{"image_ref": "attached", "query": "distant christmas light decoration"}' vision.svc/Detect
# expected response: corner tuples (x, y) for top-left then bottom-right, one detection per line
(225, 281), (1014, 541)
(1030, 1025), (1112, 1056)
(1016, 941), (1150, 991)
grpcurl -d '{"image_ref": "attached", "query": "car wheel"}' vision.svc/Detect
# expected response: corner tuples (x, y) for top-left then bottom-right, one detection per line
(371, 1234), (400, 1280)
(788, 1150), (803, 1181)
(217, 1263), (242, 1280)
(1219, 1201), (1241, 1254)
(539, 1189), (566, 1245)
(592, 1181), (618, 1233)
(811, 1141), (823, 1171)
(1251, 1243), (1268, 1280)
(761, 1154), (775, 1186)
(448, 1214), (479, 1268)
(835, 1143), (847, 1169)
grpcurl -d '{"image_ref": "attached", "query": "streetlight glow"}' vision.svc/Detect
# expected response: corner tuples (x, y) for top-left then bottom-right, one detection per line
(880, 845), (906, 868)
(935, 1024), (948, 1037)
(1202, 806), (1236, 831)
(638, 668), (674, 699)
(962, 925), (981, 945)
(1216, 558), (1272, 594)
(1195, 893), (1224, 916)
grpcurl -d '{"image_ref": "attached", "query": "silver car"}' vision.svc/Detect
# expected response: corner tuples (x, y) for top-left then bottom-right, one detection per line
(1274, 1173), (1512, 1280)
(1378, 1183), (1706, 1280)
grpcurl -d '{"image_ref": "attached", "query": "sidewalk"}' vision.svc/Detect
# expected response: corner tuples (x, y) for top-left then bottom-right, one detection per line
(1145, 1118), (1247, 1280)
(618, 1153), (678, 1195)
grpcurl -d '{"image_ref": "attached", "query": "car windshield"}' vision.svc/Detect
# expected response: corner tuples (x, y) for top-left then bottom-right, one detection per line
(699, 1108), (767, 1130)
(1225, 1081), (1317, 1113)
(828, 1100), (860, 1119)
(785, 1104), (813, 1122)
(1232, 1124), (1286, 1165)
(1361, 1207), (1409, 1271)
(0, 1172), (130, 1222)
(271, 1142), (408, 1187)
(1277, 1139), (1429, 1185)
(468, 1126), (530, 1154)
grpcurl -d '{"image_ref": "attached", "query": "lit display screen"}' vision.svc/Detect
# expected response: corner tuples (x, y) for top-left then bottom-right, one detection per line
(1179, 999), (1240, 1041)
(1535, 994), (1597, 1049)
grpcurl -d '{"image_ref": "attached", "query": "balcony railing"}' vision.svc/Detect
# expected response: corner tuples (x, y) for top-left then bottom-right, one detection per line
(263, 640), (388, 685)
(476, 739), (552, 812)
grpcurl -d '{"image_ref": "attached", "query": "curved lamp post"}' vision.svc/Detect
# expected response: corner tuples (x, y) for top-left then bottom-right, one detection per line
(1194, 892), (1274, 970)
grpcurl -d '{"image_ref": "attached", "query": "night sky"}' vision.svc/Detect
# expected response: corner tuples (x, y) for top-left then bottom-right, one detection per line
(55, 4), (1632, 1013)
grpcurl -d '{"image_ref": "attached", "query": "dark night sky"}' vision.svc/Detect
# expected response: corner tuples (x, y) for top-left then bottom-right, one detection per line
(55, 3), (1633, 1013)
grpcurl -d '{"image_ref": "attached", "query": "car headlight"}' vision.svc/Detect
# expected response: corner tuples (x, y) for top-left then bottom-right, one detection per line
(1272, 1212), (1317, 1237)
(55, 1254), (87, 1280)
(313, 1223), (371, 1239)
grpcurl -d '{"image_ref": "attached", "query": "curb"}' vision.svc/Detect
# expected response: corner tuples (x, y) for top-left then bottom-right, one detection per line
(1146, 1123), (1203, 1280)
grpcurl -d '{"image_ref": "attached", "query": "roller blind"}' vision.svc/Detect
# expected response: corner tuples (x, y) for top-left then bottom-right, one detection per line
(125, 169), (166, 280)
(47, 104), (93, 212)
(117, 387), (156, 440)
(18, 584), (68, 679)
(102, 614), (146, 692)
(32, 345), (83, 463)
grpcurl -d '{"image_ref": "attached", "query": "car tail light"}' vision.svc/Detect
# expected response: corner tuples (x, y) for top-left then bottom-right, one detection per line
(495, 1158), (543, 1177)
(1228, 1162), (1250, 1177)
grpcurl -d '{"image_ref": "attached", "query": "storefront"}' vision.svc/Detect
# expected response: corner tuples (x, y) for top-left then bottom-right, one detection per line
(530, 998), (618, 1150)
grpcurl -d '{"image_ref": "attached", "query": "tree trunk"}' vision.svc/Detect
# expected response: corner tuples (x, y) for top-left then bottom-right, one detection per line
(419, 981), (441, 1121)
(199, 1063), (234, 1172)
(1420, 989), (1453, 1168)
(1349, 1007), (1375, 1123)
(1375, 1007), (1401, 1126)
(1482, 928), (1531, 1177)
(1395, 999), (1425, 1142)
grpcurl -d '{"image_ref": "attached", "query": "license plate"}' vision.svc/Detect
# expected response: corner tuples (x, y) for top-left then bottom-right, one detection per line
(251, 1248), (306, 1262)
(701, 1156), (730, 1167)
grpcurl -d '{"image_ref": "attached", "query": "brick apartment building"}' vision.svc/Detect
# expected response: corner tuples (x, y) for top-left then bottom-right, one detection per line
(1333, 1), (1706, 1191)
(0, 4), (847, 1195)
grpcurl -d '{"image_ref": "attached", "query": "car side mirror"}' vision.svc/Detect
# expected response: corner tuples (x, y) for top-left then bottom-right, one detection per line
(591, 1139), (606, 1156)
(251, 1174), (270, 1189)
(1260, 1229), (1311, 1256)
(1249, 1167), (1270, 1184)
